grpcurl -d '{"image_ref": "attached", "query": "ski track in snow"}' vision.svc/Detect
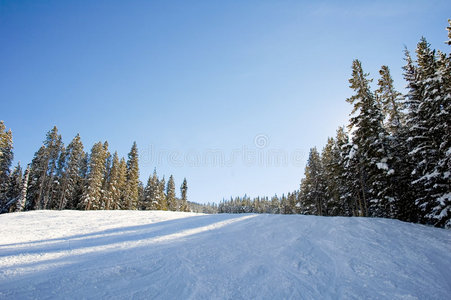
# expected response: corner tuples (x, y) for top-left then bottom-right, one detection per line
(0, 211), (450, 299)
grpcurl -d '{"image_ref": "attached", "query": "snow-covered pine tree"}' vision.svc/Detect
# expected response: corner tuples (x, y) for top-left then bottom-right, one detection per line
(430, 49), (451, 227)
(270, 194), (280, 214)
(30, 126), (64, 210)
(166, 175), (177, 211)
(404, 37), (451, 227)
(158, 176), (167, 211)
(375, 64), (416, 221)
(280, 193), (291, 214)
(376, 65), (405, 134)
(70, 151), (88, 209)
(143, 175), (153, 210)
(333, 127), (357, 216)
(49, 146), (67, 209)
(321, 137), (341, 216)
(137, 181), (145, 210)
(346, 59), (395, 218)
(143, 169), (159, 210)
(26, 146), (47, 210)
(124, 142), (139, 210)
(288, 191), (298, 214)
(2, 162), (22, 213)
(105, 152), (121, 210)
(99, 141), (111, 209)
(42, 127), (64, 209)
(117, 157), (128, 209)
(16, 164), (30, 212)
(57, 134), (84, 210)
(300, 147), (325, 216)
(179, 178), (189, 212)
(0, 121), (13, 212)
(80, 142), (107, 210)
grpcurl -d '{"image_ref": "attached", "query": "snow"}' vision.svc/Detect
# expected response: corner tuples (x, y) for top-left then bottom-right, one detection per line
(376, 162), (389, 170)
(1, 211), (451, 299)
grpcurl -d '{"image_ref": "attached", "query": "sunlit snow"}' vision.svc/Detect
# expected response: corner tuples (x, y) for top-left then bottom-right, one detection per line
(1, 211), (450, 299)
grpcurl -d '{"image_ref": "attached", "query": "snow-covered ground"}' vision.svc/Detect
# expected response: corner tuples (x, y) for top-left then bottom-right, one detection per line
(1, 211), (450, 299)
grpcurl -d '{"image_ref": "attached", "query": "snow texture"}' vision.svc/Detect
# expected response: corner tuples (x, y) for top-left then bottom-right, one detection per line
(1, 210), (450, 299)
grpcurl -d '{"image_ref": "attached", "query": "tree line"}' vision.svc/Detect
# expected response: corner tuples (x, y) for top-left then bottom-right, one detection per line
(220, 21), (451, 228)
(0, 125), (191, 213)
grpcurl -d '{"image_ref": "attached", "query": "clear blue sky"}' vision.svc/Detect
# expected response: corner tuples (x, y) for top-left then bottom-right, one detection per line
(1, 0), (450, 204)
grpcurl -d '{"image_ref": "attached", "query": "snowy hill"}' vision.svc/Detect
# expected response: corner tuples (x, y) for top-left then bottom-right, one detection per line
(1, 211), (450, 299)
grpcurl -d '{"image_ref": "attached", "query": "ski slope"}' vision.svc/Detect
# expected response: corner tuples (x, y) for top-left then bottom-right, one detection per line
(1, 211), (450, 299)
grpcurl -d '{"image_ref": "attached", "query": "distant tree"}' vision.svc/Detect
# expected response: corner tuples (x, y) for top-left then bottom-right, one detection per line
(180, 178), (189, 212)
(270, 195), (280, 214)
(137, 181), (145, 210)
(166, 175), (177, 211)
(143, 169), (159, 210)
(158, 176), (167, 210)
(124, 142), (139, 209)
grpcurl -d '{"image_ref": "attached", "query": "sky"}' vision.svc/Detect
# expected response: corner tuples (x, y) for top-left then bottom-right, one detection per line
(1, 0), (450, 204)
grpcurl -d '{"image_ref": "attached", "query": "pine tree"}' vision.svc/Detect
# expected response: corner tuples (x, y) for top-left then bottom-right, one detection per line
(333, 127), (357, 216)
(405, 37), (451, 227)
(346, 59), (394, 217)
(99, 141), (111, 209)
(138, 181), (145, 210)
(0, 121), (13, 211)
(124, 142), (139, 209)
(16, 164), (30, 212)
(1, 163), (22, 213)
(180, 178), (189, 212)
(26, 146), (47, 210)
(447, 19), (451, 46)
(70, 151), (88, 209)
(376, 65), (405, 134)
(300, 147), (325, 215)
(41, 126), (64, 209)
(57, 134), (84, 210)
(49, 147), (67, 209)
(27, 126), (64, 210)
(158, 176), (167, 210)
(280, 193), (290, 214)
(166, 175), (177, 211)
(106, 152), (120, 210)
(321, 138), (340, 216)
(143, 169), (159, 210)
(80, 142), (107, 210)
(270, 194), (280, 214)
(117, 158), (128, 209)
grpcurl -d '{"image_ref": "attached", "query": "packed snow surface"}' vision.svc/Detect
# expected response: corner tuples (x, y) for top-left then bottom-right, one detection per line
(1, 211), (450, 299)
